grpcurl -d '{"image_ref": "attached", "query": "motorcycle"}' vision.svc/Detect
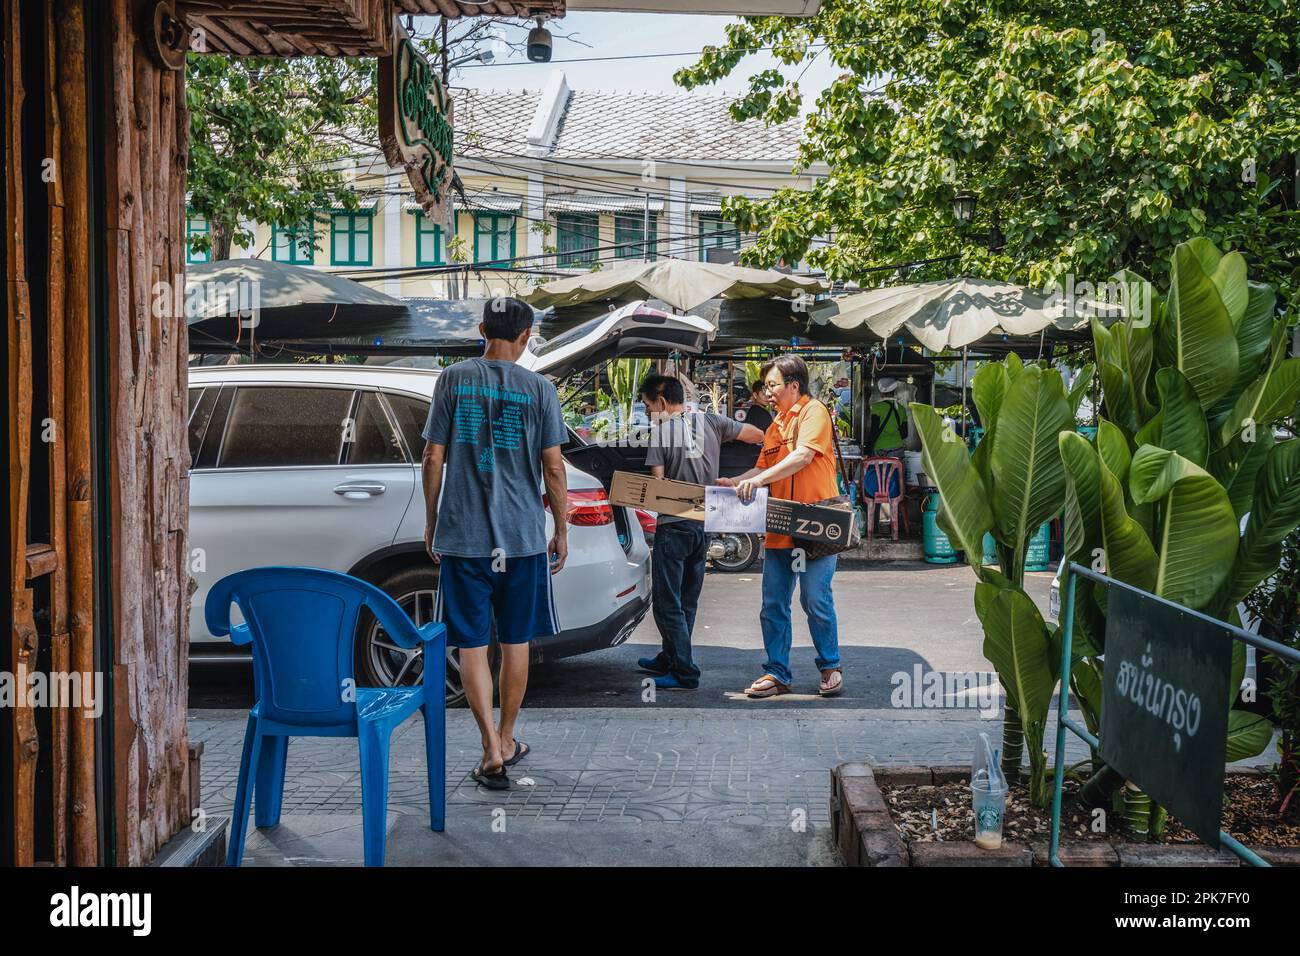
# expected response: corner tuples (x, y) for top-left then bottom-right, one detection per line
(637, 509), (761, 573)
(708, 531), (762, 572)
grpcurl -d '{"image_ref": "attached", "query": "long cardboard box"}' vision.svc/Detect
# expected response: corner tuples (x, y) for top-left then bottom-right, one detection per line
(610, 471), (706, 521)
(610, 471), (854, 544)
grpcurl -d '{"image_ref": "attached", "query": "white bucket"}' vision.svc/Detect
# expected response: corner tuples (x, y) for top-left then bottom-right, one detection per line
(904, 450), (928, 487)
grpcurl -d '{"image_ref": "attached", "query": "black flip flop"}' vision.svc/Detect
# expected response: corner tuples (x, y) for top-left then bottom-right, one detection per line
(471, 763), (510, 790)
(503, 741), (530, 767)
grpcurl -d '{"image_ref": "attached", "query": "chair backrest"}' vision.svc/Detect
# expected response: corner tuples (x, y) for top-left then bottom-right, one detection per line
(204, 567), (422, 728)
(861, 456), (903, 500)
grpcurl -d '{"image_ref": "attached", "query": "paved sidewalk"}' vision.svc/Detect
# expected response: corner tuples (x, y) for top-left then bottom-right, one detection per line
(191, 705), (1095, 866)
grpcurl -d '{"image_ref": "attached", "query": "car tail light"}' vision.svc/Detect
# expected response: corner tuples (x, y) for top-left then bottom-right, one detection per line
(544, 487), (613, 526)
(634, 509), (657, 534)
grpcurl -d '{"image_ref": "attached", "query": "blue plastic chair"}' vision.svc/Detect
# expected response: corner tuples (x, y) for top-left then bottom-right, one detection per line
(205, 567), (446, 867)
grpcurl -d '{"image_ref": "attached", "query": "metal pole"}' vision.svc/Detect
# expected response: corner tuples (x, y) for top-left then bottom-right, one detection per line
(960, 345), (969, 437)
(643, 191), (651, 262)
(1048, 570), (1078, 867)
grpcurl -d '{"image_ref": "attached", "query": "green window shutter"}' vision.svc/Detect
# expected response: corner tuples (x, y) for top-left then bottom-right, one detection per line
(272, 220), (315, 264)
(557, 213), (599, 267)
(698, 213), (740, 260)
(415, 214), (443, 266)
(330, 211), (372, 266)
(186, 212), (210, 264)
(614, 213), (657, 260)
(474, 212), (515, 268)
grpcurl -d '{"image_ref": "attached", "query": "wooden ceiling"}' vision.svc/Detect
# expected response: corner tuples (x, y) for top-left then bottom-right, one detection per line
(178, 0), (568, 58)
(179, 0), (393, 56)
(394, 0), (567, 19)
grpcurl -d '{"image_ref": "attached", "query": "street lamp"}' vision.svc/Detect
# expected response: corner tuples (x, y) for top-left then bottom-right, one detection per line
(951, 190), (978, 225)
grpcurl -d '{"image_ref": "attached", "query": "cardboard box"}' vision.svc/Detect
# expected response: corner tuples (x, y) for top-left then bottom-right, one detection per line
(611, 471), (854, 545)
(610, 471), (706, 521)
(766, 498), (855, 546)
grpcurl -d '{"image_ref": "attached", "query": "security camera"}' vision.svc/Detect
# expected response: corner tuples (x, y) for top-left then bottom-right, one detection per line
(527, 19), (552, 63)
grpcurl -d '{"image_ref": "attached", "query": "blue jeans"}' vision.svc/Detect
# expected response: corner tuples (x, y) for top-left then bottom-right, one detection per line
(760, 548), (840, 686)
(650, 521), (708, 686)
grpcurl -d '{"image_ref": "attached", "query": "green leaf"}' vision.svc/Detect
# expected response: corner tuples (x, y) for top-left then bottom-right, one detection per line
(1217, 325), (1300, 446)
(1098, 361), (1138, 434)
(1060, 431), (1102, 561)
(1137, 367), (1208, 466)
(975, 582), (1056, 732)
(1182, 237), (1248, 326)
(910, 402), (994, 566)
(972, 362), (1009, 429)
(1128, 446), (1238, 610)
(1221, 437), (1300, 607)
(1096, 420), (1132, 486)
(1162, 238), (1240, 409)
(1099, 458), (1158, 593)
(1224, 709), (1273, 763)
(1004, 352), (1024, 381)
(1211, 431), (1276, 519)
(1213, 282), (1279, 426)
(989, 365), (1072, 578)
(1068, 364), (1095, 416)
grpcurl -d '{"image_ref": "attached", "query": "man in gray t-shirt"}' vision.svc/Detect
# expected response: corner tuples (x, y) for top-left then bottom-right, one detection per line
(421, 297), (568, 791)
(637, 374), (764, 689)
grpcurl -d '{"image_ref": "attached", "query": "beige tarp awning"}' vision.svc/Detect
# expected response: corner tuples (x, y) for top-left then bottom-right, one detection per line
(522, 257), (828, 313)
(809, 277), (1088, 351)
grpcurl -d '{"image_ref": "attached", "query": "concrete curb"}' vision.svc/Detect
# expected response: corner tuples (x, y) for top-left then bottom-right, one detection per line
(831, 763), (1299, 867)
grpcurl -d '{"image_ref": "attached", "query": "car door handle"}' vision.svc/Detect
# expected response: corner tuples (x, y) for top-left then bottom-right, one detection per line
(333, 481), (386, 499)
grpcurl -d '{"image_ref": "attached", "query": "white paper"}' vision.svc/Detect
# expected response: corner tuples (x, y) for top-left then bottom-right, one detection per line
(703, 486), (768, 532)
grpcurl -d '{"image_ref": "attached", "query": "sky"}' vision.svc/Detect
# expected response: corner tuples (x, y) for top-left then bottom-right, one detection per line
(431, 11), (840, 109)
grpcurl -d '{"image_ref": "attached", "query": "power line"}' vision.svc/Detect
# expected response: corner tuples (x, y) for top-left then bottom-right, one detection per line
(454, 44), (831, 68)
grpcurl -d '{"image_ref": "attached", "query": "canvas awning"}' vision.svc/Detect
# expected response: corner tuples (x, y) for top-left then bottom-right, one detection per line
(522, 257), (828, 313)
(184, 258), (409, 348)
(808, 277), (1088, 351)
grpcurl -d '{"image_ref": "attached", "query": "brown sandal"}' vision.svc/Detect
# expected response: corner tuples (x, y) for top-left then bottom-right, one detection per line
(818, 668), (843, 697)
(746, 674), (792, 698)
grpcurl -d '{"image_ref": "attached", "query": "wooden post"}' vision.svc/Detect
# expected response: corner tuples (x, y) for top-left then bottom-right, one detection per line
(44, 0), (70, 866)
(4, 0), (38, 869)
(55, 0), (99, 866)
(102, 0), (191, 864)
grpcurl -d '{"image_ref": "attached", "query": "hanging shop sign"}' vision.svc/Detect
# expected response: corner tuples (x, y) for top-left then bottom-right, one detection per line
(378, 18), (454, 215)
(1098, 585), (1232, 844)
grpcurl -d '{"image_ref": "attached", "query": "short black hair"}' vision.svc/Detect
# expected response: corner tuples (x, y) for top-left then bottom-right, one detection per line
(482, 296), (534, 341)
(750, 379), (767, 396)
(766, 354), (810, 395)
(639, 373), (685, 406)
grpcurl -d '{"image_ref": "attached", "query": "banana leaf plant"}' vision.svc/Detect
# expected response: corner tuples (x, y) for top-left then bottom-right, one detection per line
(1058, 237), (1299, 823)
(911, 358), (1084, 807)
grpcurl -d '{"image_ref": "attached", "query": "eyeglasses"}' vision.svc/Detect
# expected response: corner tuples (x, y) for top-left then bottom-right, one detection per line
(763, 379), (787, 391)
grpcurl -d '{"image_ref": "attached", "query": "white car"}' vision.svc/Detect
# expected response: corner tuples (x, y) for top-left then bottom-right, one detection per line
(187, 301), (714, 705)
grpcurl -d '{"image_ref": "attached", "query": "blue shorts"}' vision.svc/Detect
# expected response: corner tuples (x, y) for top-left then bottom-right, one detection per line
(435, 553), (559, 649)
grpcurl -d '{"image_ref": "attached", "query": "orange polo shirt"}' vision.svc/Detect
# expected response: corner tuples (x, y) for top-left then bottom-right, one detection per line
(758, 396), (841, 549)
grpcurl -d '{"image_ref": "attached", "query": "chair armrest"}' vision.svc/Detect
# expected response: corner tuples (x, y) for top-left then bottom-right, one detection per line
(362, 591), (430, 651)
(228, 622), (253, 647)
(417, 621), (447, 646)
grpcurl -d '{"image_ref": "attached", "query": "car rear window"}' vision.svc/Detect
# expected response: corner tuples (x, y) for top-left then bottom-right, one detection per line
(383, 392), (432, 461)
(346, 391), (405, 465)
(217, 386), (352, 468)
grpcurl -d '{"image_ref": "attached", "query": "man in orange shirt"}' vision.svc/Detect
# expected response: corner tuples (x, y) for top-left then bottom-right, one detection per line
(717, 354), (844, 698)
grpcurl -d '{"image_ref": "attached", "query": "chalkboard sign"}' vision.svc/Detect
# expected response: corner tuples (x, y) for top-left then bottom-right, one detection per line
(1098, 586), (1231, 844)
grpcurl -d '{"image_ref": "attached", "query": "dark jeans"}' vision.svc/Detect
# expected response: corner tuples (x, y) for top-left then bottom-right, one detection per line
(649, 521), (708, 686)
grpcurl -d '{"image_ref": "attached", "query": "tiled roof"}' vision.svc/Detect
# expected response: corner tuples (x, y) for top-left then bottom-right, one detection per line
(453, 87), (543, 155)
(549, 89), (804, 161)
(450, 83), (805, 163)
(546, 194), (665, 213)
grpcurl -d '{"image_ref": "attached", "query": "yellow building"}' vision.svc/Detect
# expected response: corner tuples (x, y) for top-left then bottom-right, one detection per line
(186, 70), (827, 299)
